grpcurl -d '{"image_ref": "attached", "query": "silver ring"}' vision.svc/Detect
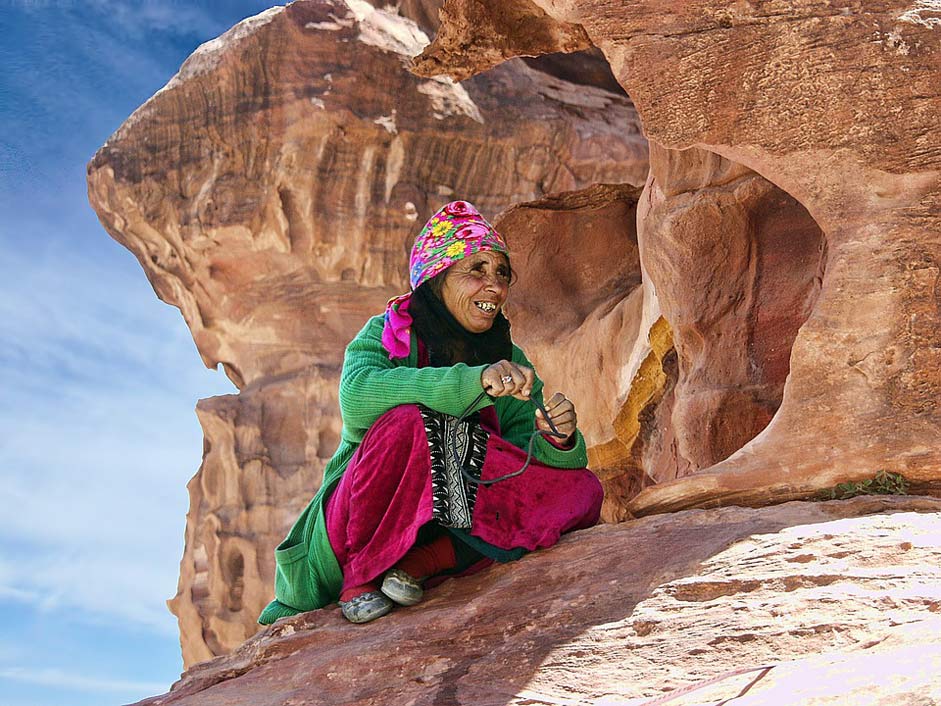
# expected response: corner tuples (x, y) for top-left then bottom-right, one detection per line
(501, 375), (513, 384)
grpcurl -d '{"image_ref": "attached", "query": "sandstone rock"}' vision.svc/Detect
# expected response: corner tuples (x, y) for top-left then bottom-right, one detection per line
(412, 0), (591, 82)
(417, 0), (941, 515)
(638, 144), (827, 478)
(88, 0), (647, 391)
(590, 315), (676, 522)
(86, 0), (647, 663)
(492, 184), (648, 522)
(168, 371), (342, 662)
(135, 496), (941, 705)
(495, 184), (643, 440)
(494, 149), (830, 523)
(364, 0), (443, 33)
(90, 0), (941, 680)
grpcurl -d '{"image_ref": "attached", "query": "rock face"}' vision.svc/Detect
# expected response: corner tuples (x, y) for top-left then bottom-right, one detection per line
(492, 184), (646, 521)
(89, 0), (941, 683)
(416, 0), (941, 514)
(135, 496), (941, 705)
(638, 145), (827, 480)
(86, 0), (647, 664)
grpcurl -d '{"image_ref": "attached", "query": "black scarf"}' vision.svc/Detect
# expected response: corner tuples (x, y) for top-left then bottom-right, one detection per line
(409, 282), (512, 367)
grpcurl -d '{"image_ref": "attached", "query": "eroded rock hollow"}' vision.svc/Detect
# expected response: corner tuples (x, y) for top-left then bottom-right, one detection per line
(88, 0), (941, 681)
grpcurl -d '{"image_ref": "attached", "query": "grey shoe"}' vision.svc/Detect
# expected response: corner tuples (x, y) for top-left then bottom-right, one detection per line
(381, 568), (424, 606)
(339, 591), (394, 623)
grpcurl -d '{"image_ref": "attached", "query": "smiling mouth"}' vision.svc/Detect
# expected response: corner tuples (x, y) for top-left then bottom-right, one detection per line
(474, 301), (497, 314)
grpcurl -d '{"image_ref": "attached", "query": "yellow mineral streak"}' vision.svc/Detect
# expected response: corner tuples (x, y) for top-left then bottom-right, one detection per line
(588, 316), (674, 522)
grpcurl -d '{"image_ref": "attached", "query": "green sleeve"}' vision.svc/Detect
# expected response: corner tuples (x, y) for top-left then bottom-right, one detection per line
(494, 344), (588, 469)
(339, 316), (493, 442)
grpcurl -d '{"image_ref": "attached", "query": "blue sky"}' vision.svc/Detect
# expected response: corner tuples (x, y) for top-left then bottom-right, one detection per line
(0, 2), (280, 704)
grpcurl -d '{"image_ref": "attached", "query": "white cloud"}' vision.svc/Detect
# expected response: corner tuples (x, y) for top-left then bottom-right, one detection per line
(0, 236), (206, 387)
(84, 0), (285, 42)
(0, 584), (39, 604)
(0, 551), (180, 635)
(0, 665), (166, 695)
(0, 227), (235, 636)
(14, 0), (234, 40)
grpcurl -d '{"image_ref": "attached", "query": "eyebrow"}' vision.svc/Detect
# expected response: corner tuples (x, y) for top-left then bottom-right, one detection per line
(458, 256), (509, 272)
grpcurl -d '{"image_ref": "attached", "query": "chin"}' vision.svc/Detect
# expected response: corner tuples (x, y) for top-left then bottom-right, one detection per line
(465, 320), (493, 334)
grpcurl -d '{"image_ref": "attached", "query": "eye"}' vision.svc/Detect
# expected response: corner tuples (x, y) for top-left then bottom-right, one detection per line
(496, 265), (511, 282)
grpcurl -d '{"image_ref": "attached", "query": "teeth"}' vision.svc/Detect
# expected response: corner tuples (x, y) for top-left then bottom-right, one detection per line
(475, 301), (497, 313)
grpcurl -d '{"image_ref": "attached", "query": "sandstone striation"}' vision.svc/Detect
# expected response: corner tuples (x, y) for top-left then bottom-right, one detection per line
(417, 0), (941, 515)
(135, 496), (941, 705)
(87, 0), (647, 663)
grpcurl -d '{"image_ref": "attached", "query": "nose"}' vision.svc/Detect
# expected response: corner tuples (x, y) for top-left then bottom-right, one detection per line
(482, 272), (508, 292)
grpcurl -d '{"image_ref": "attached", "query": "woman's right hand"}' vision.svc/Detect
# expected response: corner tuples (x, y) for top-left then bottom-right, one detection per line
(481, 360), (535, 400)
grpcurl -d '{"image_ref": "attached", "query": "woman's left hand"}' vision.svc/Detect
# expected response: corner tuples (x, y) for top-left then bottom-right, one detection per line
(535, 392), (577, 444)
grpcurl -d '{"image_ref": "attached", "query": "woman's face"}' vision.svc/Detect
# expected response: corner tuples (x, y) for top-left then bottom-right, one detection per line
(440, 251), (511, 333)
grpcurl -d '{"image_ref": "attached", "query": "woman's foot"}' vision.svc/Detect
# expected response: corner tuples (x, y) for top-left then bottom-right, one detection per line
(381, 568), (423, 606)
(382, 533), (457, 607)
(339, 586), (393, 624)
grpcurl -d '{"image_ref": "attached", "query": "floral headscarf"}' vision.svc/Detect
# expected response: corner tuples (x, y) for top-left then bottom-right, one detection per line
(382, 200), (509, 359)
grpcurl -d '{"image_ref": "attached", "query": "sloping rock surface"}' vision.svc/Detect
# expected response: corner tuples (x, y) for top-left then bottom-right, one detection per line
(137, 496), (941, 705)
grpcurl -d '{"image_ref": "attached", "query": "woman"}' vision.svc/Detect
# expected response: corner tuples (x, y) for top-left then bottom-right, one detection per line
(259, 201), (603, 625)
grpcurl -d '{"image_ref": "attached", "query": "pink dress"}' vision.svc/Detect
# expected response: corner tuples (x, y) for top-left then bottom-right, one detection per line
(324, 349), (603, 592)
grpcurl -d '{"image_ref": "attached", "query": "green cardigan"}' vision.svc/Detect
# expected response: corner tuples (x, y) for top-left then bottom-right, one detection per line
(258, 315), (587, 624)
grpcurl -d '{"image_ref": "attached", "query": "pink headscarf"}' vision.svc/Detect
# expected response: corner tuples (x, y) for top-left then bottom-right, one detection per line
(382, 200), (508, 359)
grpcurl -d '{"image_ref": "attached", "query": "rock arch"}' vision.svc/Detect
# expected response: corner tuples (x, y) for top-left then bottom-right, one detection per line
(415, 0), (941, 516)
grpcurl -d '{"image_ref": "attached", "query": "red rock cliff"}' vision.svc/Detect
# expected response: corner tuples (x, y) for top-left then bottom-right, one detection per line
(88, 0), (941, 690)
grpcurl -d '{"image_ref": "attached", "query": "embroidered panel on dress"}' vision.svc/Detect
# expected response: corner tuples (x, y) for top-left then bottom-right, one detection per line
(419, 406), (489, 529)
